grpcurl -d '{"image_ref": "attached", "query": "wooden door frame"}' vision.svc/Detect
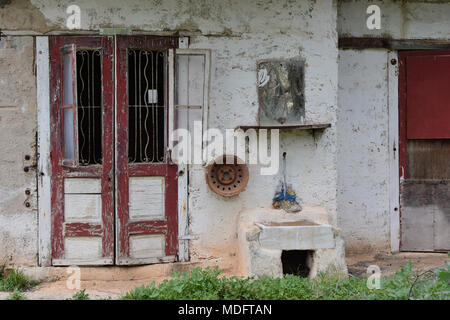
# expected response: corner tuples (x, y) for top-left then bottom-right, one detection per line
(37, 36), (52, 267)
(388, 50), (401, 253)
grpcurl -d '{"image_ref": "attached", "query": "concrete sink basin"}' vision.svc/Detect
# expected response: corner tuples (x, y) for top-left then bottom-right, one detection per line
(255, 220), (335, 250)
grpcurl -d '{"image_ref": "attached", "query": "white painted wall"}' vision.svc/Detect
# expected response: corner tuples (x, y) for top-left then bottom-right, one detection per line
(337, 49), (391, 254)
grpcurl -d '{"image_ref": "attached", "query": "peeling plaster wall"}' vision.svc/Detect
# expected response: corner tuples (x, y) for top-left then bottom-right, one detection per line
(0, 0), (339, 267)
(337, 49), (391, 254)
(0, 0), (52, 32)
(0, 36), (38, 266)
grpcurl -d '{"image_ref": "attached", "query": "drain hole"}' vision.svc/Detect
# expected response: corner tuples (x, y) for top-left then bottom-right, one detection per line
(281, 250), (313, 278)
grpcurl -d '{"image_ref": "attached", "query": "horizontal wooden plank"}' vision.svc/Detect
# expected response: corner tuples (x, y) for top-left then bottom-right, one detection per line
(116, 255), (176, 266)
(339, 37), (450, 50)
(128, 163), (167, 176)
(64, 237), (102, 260)
(64, 194), (102, 222)
(64, 178), (101, 193)
(128, 220), (167, 235)
(129, 177), (165, 220)
(129, 234), (165, 259)
(62, 165), (102, 177)
(65, 222), (103, 237)
(52, 258), (114, 266)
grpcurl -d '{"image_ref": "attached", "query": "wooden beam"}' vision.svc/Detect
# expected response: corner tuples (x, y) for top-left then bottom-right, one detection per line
(339, 37), (450, 50)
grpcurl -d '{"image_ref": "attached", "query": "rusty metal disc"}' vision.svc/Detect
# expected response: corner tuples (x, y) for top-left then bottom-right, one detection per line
(205, 155), (249, 197)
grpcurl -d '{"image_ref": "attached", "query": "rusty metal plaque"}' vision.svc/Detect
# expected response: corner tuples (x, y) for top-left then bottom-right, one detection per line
(257, 60), (305, 125)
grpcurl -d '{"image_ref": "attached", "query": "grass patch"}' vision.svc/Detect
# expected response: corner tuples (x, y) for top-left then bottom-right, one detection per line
(6, 290), (26, 300)
(0, 267), (39, 292)
(122, 260), (450, 300)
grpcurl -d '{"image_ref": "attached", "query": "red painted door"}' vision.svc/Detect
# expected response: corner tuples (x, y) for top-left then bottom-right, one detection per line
(49, 36), (114, 265)
(399, 51), (450, 252)
(50, 36), (179, 265)
(115, 36), (178, 265)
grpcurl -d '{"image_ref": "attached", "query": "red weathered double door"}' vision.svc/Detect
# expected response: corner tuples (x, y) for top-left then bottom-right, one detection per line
(50, 36), (178, 265)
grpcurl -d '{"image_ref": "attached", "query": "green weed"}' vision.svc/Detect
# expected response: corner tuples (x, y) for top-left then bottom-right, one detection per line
(0, 268), (39, 292)
(6, 290), (26, 300)
(122, 260), (450, 300)
(69, 289), (90, 300)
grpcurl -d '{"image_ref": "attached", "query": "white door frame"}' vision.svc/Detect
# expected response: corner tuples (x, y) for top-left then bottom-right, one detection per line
(36, 36), (52, 266)
(388, 50), (400, 253)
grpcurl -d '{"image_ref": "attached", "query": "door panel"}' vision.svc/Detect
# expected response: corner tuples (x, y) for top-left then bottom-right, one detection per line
(115, 35), (178, 265)
(399, 51), (450, 252)
(405, 54), (450, 139)
(50, 36), (114, 265)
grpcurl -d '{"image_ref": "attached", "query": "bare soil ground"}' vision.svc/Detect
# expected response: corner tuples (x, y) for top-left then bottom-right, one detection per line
(346, 251), (449, 278)
(0, 252), (448, 300)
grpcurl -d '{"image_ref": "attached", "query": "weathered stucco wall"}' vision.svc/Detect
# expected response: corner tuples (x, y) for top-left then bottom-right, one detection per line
(337, 49), (391, 254)
(0, 36), (38, 266)
(0, 0), (339, 267)
(0, 0), (338, 268)
(1, 0), (448, 267)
